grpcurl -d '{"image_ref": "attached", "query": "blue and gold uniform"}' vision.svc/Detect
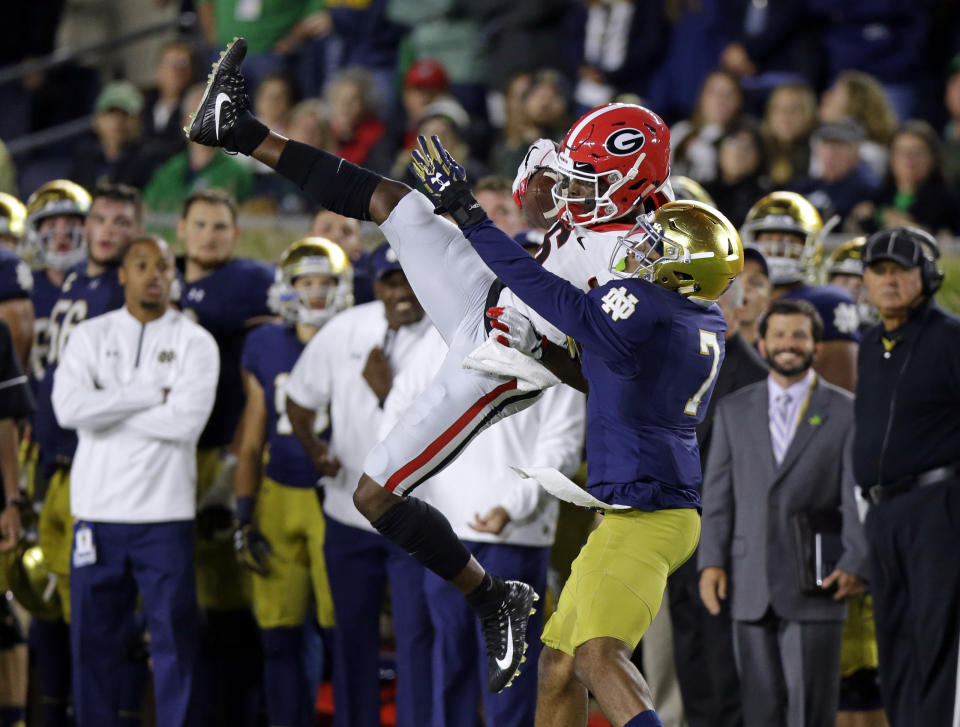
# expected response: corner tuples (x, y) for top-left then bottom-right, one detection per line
(34, 263), (125, 621)
(240, 321), (334, 630)
(463, 201), (739, 655)
(0, 248), (31, 301)
(782, 283), (860, 343)
(178, 256), (273, 610)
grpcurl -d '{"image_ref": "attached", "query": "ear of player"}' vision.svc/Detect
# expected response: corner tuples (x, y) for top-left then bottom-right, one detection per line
(486, 306), (546, 360)
(409, 135), (487, 227)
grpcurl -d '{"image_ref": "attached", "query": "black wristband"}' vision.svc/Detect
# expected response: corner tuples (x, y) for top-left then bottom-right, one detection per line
(225, 110), (270, 156)
(438, 183), (488, 227)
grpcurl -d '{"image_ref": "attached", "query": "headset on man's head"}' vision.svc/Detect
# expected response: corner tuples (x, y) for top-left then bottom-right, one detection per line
(865, 227), (945, 295)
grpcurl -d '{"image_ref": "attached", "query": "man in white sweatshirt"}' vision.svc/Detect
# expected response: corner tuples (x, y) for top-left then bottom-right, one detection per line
(51, 235), (219, 727)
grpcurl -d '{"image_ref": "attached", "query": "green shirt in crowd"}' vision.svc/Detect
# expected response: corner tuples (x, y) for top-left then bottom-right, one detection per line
(143, 150), (255, 213)
(197, 0), (327, 55)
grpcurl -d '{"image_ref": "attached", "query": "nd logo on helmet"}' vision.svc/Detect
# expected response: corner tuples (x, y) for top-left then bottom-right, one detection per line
(604, 128), (645, 156)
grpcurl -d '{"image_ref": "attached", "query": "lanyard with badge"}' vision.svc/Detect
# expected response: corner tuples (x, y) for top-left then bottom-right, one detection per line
(73, 522), (97, 567)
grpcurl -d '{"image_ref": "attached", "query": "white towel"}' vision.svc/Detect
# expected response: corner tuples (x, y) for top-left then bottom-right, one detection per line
(462, 338), (560, 392)
(510, 466), (630, 510)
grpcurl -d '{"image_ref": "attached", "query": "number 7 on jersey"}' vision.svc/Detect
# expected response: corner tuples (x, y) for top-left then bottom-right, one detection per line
(684, 330), (721, 416)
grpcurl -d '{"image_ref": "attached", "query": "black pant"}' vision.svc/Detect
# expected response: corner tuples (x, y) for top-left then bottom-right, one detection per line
(668, 554), (744, 727)
(865, 479), (960, 726)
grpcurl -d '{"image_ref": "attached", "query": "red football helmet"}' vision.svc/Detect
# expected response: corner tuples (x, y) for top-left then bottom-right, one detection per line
(552, 103), (672, 227)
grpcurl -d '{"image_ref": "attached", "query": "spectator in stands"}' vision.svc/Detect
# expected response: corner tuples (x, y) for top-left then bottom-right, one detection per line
(141, 39), (196, 153)
(941, 54), (960, 187)
(793, 120), (881, 229)
(395, 100), (488, 184)
(474, 176), (527, 239)
(705, 118), (770, 228)
(196, 0), (331, 89)
(806, 0), (932, 120)
(818, 70), (898, 181)
(288, 99), (332, 150)
(143, 85), (254, 213)
(718, 2), (825, 94)
(568, 0), (669, 114)
(493, 70), (569, 180)
(850, 120), (960, 238)
(491, 72), (534, 177)
(309, 209), (373, 304)
(70, 81), (153, 191)
(325, 68), (387, 170)
(253, 72), (299, 141)
(763, 82), (818, 187)
(393, 59), (451, 154)
(672, 70), (745, 184)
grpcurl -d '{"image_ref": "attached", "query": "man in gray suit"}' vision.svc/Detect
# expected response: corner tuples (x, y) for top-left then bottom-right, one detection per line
(698, 298), (869, 727)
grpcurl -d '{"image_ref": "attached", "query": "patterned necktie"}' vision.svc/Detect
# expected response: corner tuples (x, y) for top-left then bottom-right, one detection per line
(770, 392), (793, 465)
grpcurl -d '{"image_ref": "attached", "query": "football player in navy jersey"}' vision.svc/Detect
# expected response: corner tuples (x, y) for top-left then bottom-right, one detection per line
(741, 191), (860, 391)
(174, 187), (274, 727)
(0, 194), (33, 367)
(233, 237), (351, 727)
(29, 180), (144, 727)
(411, 137), (743, 727)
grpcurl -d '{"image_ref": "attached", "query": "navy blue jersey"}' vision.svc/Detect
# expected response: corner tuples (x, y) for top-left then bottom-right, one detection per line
(33, 264), (126, 464)
(179, 257), (274, 448)
(782, 284), (860, 343)
(28, 269), (62, 393)
(242, 323), (328, 488)
(0, 248), (32, 301)
(466, 218), (726, 511)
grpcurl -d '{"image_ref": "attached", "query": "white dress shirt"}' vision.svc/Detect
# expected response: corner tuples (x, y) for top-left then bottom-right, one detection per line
(767, 368), (816, 462)
(382, 327), (587, 547)
(285, 301), (433, 531)
(52, 307), (219, 522)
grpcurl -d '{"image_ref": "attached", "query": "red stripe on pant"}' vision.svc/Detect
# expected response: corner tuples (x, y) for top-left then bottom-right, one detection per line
(384, 379), (519, 493)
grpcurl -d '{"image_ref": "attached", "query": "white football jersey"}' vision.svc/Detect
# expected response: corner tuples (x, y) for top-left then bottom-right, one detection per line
(497, 220), (635, 344)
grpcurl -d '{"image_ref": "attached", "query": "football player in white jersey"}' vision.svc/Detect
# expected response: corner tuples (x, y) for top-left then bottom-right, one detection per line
(186, 37), (673, 696)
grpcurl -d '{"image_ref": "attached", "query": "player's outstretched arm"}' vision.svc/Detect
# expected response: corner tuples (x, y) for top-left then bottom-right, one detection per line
(184, 37), (409, 225)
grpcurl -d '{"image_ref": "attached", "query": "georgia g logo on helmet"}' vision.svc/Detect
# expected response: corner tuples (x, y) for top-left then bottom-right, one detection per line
(604, 128), (646, 156)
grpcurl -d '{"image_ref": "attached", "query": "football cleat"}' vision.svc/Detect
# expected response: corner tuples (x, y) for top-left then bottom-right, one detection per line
(480, 580), (539, 693)
(185, 37), (250, 149)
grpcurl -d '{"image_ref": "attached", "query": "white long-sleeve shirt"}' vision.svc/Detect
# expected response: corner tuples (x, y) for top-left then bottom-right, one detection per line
(52, 306), (219, 522)
(382, 327), (586, 547)
(285, 301), (434, 531)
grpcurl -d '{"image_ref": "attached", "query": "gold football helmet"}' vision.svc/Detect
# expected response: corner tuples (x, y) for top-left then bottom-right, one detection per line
(824, 236), (866, 279)
(610, 200), (743, 303)
(0, 193), (27, 248)
(25, 180), (91, 271)
(4, 545), (61, 620)
(671, 175), (716, 207)
(268, 237), (353, 327)
(740, 191), (822, 285)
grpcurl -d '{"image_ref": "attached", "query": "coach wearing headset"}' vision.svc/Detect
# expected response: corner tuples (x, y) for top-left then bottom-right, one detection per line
(853, 226), (960, 727)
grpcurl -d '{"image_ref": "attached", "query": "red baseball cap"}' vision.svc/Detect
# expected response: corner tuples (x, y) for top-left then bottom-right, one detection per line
(404, 59), (449, 91)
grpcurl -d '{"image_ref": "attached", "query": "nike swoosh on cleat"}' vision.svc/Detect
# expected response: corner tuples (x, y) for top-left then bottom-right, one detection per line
(214, 93), (231, 141)
(495, 619), (514, 670)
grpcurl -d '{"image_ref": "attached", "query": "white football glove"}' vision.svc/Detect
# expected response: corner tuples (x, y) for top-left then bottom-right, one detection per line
(512, 138), (559, 209)
(487, 306), (546, 359)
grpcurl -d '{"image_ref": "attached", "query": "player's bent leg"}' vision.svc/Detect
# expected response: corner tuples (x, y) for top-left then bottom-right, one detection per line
(534, 646), (589, 727)
(378, 191), (498, 342)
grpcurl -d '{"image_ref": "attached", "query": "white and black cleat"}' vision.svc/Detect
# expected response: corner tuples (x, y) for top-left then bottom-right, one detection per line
(480, 580), (539, 693)
(185, 37), (250, 149)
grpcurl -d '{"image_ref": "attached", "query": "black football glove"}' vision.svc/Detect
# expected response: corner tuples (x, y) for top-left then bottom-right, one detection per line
(234, 522), (272, 576)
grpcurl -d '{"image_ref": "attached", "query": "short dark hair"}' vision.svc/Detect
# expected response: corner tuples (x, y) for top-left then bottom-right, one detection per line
(91, 181), (143, 225)
(758, 298), (824, 342)
(121, 234), (170, 262)
(180, 188), (238, 223)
